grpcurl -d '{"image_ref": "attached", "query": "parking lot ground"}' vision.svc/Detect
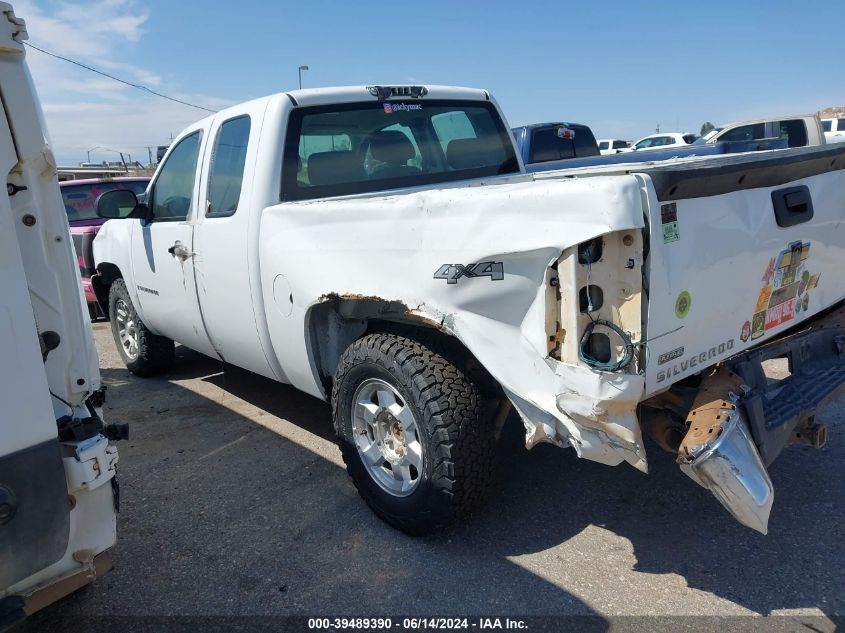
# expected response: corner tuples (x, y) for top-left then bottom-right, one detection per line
(23, 322), (845, 631)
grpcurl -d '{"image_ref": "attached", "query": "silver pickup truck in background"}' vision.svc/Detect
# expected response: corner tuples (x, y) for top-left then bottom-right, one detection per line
(93, 84), (845, 536)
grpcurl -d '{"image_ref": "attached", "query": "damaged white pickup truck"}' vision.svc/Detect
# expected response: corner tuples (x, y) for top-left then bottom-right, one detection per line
(93, 85), (845, 535)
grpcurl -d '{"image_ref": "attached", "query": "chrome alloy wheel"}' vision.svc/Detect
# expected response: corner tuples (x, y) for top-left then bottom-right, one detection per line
(114, 298), (139, 360)
(351, 378), (423, 497)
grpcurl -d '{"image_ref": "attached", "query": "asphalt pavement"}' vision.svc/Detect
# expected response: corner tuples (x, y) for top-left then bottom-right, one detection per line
(23, 322), (844, 632)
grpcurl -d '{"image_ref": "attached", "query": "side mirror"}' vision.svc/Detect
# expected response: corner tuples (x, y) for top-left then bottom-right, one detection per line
(96, 189), (149, 220)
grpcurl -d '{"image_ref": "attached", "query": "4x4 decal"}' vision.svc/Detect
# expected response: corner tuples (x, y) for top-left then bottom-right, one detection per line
(433, 262), (504, 284)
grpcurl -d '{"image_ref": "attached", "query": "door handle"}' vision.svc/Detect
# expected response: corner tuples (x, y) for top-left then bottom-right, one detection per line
(772, 185), (813, 228)
(167, 241), (193, 259)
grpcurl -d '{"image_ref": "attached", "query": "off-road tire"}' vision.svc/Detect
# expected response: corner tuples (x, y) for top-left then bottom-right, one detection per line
(332, 333), (495, 535)
(108, 278), (174, 377)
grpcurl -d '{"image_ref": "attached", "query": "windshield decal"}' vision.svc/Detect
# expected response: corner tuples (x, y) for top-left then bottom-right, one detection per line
(383, 103), (422, 114)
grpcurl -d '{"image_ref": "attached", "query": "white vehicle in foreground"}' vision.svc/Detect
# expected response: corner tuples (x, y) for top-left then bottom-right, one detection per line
(597, 139), (630, 154)
(626, 132), (697, 151)
(822, 117), (845, 144)
(0, 5), (120, 623)
(94, 83), (845, 536)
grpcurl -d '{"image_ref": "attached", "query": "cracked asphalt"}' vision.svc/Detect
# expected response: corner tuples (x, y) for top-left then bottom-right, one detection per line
(23, 323), (845, 632)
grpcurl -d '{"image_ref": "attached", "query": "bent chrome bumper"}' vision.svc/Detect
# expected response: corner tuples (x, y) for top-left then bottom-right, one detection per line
(675, 304), (845, 534)
(679, 410), (773, 534)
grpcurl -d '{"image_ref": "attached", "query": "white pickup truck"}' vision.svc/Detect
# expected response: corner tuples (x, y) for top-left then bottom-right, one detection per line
(1, 5), (120, 623)
(94, 84), (845, 536)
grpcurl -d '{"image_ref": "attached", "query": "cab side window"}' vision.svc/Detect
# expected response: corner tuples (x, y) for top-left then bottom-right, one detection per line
(207, 116), (251, 217)
(150, 131), (201, 221)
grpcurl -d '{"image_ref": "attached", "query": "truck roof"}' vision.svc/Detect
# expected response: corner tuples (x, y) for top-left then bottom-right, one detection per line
(717, 113), (816, 127)
(205, 85), (493, 125)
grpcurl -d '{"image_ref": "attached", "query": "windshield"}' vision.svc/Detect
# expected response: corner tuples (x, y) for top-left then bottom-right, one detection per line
(62, 180), (149, 222)
(282, 100), (519, 201)
(692, 128), (722, 144)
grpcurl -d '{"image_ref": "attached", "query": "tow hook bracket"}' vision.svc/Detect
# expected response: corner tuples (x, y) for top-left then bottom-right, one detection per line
(677, 367), (773, 534)
(791, 418), (828, 449)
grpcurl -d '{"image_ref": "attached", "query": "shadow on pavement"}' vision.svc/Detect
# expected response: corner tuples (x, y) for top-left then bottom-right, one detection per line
(25, 347), (607, 629)
(27, 342), (844, 626)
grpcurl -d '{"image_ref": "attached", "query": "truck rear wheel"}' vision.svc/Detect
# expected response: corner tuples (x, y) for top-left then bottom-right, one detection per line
(108, 279), (174, 377)
(332, 333), (495, 535)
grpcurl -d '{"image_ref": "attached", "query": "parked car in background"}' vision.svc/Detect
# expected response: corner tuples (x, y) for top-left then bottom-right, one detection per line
(512, 122), (599, 165)
(61, 177), (150, 318)
(627, 132), (697, 151)
(597, 139), (630, 155)
(698, 115), (825, 148)
(822, 117), (845, 144)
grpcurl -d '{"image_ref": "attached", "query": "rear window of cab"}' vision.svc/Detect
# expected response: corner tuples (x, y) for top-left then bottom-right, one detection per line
(281, 100), (519, 201)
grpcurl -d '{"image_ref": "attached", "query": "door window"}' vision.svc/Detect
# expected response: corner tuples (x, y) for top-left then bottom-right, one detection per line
(150, 131), (201, 221)
(838, 119), (845, 132)
(207, 116), (251, 217)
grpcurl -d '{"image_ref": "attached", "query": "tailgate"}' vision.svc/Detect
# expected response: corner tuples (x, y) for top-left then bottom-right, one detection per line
(640, 145), (845, 395)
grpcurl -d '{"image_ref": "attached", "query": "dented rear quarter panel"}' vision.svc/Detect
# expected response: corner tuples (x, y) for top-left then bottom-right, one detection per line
(258, 175), (646, 465)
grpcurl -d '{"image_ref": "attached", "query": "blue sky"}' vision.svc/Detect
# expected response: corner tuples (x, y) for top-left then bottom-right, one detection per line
(17, 0), (843, 164)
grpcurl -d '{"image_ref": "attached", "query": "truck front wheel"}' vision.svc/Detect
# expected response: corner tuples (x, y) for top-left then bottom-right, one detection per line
(332, 333), (495, 535)
(108, 279), (174, 377)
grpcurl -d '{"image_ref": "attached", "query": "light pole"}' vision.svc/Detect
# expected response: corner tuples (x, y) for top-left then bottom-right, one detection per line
(298, 65), (309, 89)
(87, 146), (102, 162)
(86, 147), (127, 169)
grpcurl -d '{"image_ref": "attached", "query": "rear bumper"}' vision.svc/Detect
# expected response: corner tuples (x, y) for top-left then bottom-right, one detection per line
(677, 304), (845, 533)
(730, 308), (845, 465)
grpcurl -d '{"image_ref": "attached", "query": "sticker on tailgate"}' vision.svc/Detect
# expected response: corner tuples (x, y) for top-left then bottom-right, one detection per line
(744, 240), (820, 341)
(661, 202), (680, 243)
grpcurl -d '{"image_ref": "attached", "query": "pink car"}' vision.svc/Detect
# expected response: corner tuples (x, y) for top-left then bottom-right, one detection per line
(62, 177), (149, 318)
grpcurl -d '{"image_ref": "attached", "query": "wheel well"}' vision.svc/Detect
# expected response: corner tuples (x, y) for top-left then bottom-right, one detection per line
(306, 297), (503, 400)
(91, 263), (122, 319)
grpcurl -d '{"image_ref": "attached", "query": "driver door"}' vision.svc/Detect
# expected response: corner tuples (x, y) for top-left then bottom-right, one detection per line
(129, 124), (218, 358)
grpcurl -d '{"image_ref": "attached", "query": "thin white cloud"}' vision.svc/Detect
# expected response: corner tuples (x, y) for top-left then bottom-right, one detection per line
(15, 0), (231, 164)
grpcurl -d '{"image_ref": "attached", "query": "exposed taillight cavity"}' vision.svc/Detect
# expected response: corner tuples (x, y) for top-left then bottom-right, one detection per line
(547, 231), (644, 373)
